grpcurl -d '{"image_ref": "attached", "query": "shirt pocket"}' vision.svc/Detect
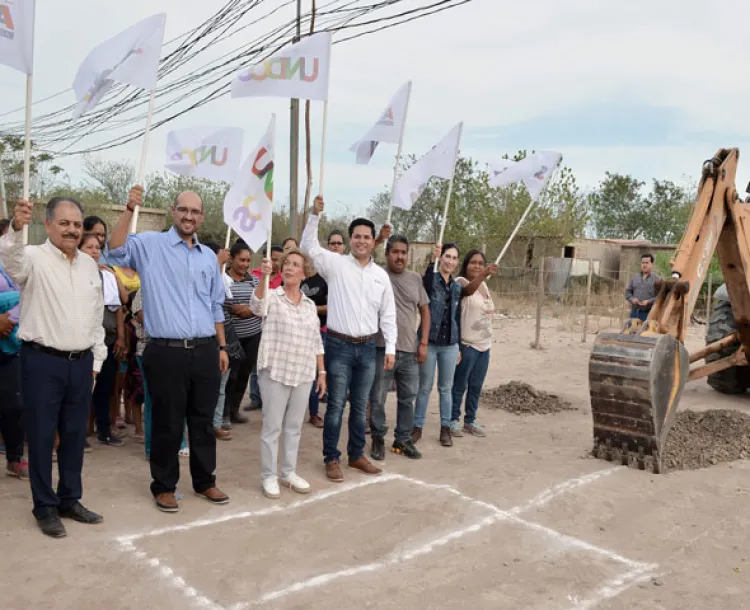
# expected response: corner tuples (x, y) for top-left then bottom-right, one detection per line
(367, 277), (386, 311)
(196, 262), (215, 299)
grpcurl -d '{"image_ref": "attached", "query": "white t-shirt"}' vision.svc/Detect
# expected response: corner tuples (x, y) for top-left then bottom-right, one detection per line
(456, 278), (495, 352)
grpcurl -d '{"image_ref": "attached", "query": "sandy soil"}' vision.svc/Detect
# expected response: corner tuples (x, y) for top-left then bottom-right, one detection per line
(1, 316), (748, 610)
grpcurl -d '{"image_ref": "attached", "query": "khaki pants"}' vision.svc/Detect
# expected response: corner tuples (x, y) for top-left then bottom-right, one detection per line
(258, 370), (313, 480)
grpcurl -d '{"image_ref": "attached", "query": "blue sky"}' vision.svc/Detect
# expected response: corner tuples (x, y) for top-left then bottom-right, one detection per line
(4, 0), (750, 218)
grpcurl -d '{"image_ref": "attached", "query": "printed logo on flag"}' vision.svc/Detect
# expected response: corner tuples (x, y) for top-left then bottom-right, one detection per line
(80, 46), (144, 106)
(377, 107), (395, 127)
(170, 145), (229, 168)
(237, 57), (320, 83)
(232, 146), (274, 233)
(0, 3), (15, 39)
(533, 165), (549, 180)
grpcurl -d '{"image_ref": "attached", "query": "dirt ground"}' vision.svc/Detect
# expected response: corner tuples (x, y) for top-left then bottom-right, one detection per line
(1, 316), (749, 610)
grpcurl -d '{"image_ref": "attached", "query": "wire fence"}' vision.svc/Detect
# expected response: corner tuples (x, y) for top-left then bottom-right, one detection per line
(487, 257), (721, 345)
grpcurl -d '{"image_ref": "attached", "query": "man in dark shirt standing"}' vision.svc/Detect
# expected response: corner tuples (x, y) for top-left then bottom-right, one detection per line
(625, 253), (660, 321)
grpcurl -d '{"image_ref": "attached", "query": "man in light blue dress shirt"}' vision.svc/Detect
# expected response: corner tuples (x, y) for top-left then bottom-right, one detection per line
(107, 187), (230, 513)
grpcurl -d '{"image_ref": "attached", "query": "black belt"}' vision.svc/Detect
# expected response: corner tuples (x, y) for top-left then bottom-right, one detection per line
(326, 329), (377, 344)
(24, 341), (92, 361)
(149, 337), (216, 349)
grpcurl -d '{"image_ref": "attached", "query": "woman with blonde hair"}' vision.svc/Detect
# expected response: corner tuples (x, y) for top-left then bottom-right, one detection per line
(251, 248), (326, 499)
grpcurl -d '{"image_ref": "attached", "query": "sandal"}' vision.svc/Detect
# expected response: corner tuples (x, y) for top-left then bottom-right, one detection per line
(178, 447), (190, 458)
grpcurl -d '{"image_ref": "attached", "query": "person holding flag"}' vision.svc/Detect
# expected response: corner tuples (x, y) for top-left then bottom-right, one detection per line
(107, 186), (230, 513)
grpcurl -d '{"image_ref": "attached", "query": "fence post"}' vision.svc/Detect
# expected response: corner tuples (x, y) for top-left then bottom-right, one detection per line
(582, 258), (593, 343)
(706, 274), (713, 321)
(533, 256), (545, 349)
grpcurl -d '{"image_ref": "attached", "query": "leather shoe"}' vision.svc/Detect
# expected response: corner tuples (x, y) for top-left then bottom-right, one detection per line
(348, 456), (382, 476)
(215, 428), (233, 441)
(370, 438), (385, 461)
(230, 412), (249, 424)
(196, 487), (229, 505)
(155, 492), (179, 513)
(309, 414), (324, 428)
(36, 510), (67, 538)
(60, 502), (103, 524)
(411, 427), (422, 444)
(325, 460), (344, 482)
(440, 426), (453, 447)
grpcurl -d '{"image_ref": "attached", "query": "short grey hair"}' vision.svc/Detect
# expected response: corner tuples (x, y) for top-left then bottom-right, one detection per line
(46, 197), (84, 222)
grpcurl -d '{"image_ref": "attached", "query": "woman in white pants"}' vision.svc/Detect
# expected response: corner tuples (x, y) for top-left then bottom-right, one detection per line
(252, 249), (326, 499)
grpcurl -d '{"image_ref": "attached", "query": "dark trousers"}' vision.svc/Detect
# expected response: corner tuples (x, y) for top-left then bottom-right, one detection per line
(224, 333), (260, 418)
(369, 348), (419, 443)
(91, 343), (117, 440)
(21, 344), (93, 518)
(142, 340), (221, 496)
(630, 307), (650, 321)
(0, 352), (24, 464)
(323, 335), (376, 463)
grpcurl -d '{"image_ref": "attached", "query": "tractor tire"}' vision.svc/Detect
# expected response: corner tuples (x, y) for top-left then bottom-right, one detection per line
(705, 296), (750, 394)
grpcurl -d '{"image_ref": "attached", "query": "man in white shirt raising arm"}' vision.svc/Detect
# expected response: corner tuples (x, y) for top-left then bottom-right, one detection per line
(0, 197), (106, 539)
(301, 196), (397, 482)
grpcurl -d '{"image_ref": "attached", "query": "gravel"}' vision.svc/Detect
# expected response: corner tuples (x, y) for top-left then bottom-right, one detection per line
(481, 381), (576, 415)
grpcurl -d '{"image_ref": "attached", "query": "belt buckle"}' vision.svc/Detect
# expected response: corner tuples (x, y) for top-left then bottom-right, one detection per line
(183, 339), (195, 350)
(67, 351), (77, 361)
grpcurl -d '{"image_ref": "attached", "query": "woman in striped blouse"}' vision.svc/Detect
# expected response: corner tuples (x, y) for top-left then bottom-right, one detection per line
(252, 249), (326, 500)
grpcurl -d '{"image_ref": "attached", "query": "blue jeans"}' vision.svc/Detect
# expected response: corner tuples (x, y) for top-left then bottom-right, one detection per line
(323, 335), (376, 463)
(414, 343), (460, 428)
(370, 348), (419, 442)
(451, 346), (490, 425)
(308, 331), (327, 416)
(137, 355), (186, 459)
(630, 308), (649, 321)
(213, 369), (230, 429)
(250, 372), (262, 406)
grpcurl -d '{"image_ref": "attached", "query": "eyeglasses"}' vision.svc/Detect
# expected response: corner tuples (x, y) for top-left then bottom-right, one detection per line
(328, 241), (344, 246)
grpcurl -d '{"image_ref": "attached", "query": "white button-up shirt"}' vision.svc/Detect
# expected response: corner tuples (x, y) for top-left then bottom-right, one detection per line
(301, 214), (397, 355)
(0, 224), (107, 371)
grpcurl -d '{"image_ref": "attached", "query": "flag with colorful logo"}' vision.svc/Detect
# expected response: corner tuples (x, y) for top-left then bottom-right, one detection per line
(349, 81), (410, 165)
(223, 116), (275, 252)
(0, 0), (35, 74)
(165, 126), (244, 183)
(489, 151), (562, 200)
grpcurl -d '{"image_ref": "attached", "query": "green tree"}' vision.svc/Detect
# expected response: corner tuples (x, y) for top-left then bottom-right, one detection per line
(642, 179), (692, 244)
(587, 172), (647, 239)
(0, 135), (64, 214)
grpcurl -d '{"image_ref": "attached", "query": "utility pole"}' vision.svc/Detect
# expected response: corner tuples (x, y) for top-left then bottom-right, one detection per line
(289, 0), (302, 238)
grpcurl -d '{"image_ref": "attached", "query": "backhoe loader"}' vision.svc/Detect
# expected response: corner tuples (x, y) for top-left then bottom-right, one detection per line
(588, 148), (750, 473)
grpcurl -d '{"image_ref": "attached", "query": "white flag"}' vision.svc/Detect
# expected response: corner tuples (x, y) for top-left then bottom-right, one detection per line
(223, 116), (276, 252)
(392, 123), (462, 211)
(72, 13), (166, 119)
(349, 82), (410, 165)
(0, 0), (35, 74)
(231, 32), (331, 101)
(165, 127), (244, 183)
(489, 151), (562, 200)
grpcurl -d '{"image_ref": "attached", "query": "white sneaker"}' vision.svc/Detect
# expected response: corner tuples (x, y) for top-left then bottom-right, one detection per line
(280, 472), (311, 494)
(262, 477), (281, 499)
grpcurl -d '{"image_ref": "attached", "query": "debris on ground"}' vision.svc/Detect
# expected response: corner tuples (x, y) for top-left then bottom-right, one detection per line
(663, 410), (750, 471)
(481, 381), (575, 415)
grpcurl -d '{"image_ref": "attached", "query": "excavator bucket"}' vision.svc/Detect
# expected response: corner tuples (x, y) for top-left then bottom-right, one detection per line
(588, 331), (690, 473)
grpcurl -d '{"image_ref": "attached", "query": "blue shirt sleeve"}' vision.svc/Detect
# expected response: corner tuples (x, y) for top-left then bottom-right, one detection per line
(210, 255), (226, 324)
(105, 233), (150, 271)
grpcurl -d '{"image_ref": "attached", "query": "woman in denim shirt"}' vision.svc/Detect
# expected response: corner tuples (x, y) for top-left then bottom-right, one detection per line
(413, 243), (491, 447)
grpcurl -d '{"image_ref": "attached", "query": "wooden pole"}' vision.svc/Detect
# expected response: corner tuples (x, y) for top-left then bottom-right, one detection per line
(22, 74), (33, 245)
(582, 258), (593, 343)
(130, 88), (157, 234)
(533, 256), (545, 348)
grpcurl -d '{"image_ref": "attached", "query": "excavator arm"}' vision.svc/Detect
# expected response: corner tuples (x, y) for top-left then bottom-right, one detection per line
(588, 148), (750, 473)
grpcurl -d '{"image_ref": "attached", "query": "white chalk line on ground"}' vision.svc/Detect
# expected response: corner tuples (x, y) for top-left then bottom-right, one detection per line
(114, 468), (658, 610)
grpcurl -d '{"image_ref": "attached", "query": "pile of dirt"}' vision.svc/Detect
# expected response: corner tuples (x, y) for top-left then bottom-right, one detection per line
(481, 381), (575, 415)
(663, 409), (750, 471)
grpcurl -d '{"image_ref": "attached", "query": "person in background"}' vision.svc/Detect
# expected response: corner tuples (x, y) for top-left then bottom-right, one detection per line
(282, 237), (298, 253)
(625, 253), (660, 322)
(222, 241), (262, 427)
(83, 216), (112, 268)
(0, 218), (10, 455)
(369, 235), (430, 461)
(252, 249), (325, 499)
(79, 234), (128, 447)
(0, 228), (27, 481)
(110, 264), (140, 431)
(450, 249), (497, 438)
(301, 195), (397, 482)
(107, 186), (229, 513)
(1, 196), (106, 538)
(413, 243), (488, 448)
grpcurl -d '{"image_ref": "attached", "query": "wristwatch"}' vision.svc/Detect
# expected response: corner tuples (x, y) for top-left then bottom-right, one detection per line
(218, 345), (227, 351)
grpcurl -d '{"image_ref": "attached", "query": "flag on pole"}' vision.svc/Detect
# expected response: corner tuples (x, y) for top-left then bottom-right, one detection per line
(72, 13), (166, 119)
(349, 82), (410, 165)
(230, 32), (331, 101)
(165, 126), (244, 183)
(223, 116), (276, 252)
(391, 123), (462, 211)
(489, 151), (562, 200)
(0, 0), (35, 74)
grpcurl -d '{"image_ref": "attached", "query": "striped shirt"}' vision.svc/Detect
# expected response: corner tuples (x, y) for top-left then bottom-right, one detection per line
(224, 273), (261, 338)
(251, 287), (324, 387)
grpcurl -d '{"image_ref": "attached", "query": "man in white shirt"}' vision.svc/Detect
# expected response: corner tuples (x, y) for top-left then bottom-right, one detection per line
(0, 197), (106, 539)
(301, 196), (397, 482)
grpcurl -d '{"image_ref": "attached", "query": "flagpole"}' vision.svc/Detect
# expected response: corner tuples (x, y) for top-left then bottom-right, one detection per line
(264, 113), (276, 316)
(222, 226), (232, 274)
(317, 100), (329, 198)
(386, 80), (412, 227)
(130, 88), (157, 234)
(433, 122), (463, 272)
(22, 74), (33, 245)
